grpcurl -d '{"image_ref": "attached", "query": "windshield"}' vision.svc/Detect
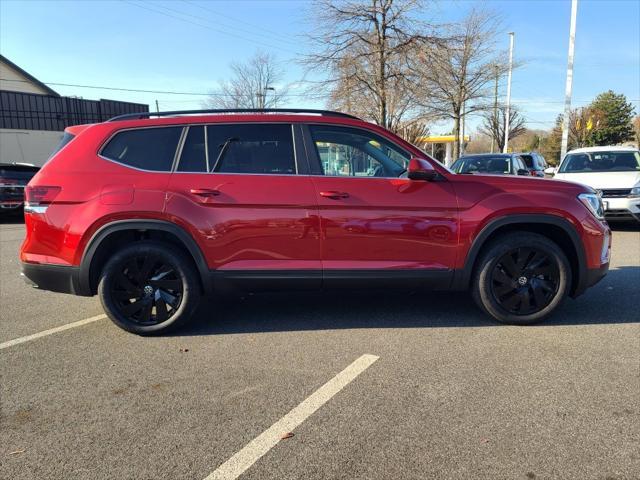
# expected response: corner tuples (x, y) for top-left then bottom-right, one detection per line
(559, 151), (640, 173)
(451, 155), (512, 174)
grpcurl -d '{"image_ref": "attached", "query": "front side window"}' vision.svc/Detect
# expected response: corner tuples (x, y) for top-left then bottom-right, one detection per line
(308, 125), (409, 177)
(559, 151), (640, 173)
(101, 127), (182, 171)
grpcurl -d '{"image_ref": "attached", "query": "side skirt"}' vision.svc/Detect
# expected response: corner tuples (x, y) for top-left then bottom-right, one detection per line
(210, 269), (454, 293)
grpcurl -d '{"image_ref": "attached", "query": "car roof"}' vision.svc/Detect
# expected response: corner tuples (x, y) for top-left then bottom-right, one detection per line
(567, 146), (639, 154)
(459, 153), (512, 158)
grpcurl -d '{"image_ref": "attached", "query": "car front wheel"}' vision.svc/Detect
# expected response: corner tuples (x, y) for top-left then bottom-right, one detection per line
(98, 241), (201, 335)
(472, 232), (571, 325)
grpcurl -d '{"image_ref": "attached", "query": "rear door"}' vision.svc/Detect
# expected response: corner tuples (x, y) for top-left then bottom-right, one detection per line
(166, 122), (321, 288)
(302, 123), (458, 288)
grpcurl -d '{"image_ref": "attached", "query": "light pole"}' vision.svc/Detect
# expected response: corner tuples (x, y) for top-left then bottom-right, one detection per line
(503, 32), (515, 153)
(256, 86), (275, 109)
(561, 0), (578, 161)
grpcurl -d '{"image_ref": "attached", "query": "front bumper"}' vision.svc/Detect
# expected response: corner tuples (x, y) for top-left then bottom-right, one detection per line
(572, 262), (610, 298)
(602, 196), (640, 222)
(21, 262), (85, 296)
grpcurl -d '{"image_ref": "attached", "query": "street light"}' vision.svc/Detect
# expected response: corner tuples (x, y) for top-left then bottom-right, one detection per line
(256, 86), (276, 109)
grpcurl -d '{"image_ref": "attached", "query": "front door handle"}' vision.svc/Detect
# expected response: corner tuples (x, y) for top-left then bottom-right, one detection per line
(190, 188), (221, 197)
(319, 191), (349, 199)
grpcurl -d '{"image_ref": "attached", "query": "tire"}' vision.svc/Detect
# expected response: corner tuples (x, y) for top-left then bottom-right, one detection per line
(98, 240), (201, 335)
(471, 232), (571, 325)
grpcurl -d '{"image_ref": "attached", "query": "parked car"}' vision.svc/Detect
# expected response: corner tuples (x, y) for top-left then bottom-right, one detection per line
(518, 152), (549, 177)
(549, 146), (640, 223)
(21, 109), (610, 334)
(450, 153), (530, 176)
(0, 163), (40, 213)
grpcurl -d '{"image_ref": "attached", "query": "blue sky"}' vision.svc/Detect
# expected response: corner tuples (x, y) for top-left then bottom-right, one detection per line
(1, 0), (638, 134)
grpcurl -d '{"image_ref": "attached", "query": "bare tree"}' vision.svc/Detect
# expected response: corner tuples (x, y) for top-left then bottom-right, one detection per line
(479, 105), (525, 152)
(206, 51), (286, 109)
(304, 0), (441, 130)
(412, 8), (507, 160)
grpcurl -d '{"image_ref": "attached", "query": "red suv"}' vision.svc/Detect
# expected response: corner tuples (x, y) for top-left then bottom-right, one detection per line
(21, 109), (611, 334)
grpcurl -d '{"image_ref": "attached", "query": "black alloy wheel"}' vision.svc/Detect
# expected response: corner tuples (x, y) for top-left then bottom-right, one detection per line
(98, 241), (201, 335)
(489, 247), (560, 315)
(110, 254), (183, 325)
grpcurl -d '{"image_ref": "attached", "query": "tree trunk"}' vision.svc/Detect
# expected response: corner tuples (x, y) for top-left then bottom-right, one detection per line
(452, 115), (461, 161)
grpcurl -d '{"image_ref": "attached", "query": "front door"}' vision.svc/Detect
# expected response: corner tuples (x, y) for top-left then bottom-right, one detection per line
(303, 124), (458, 287)
(166, 122), (321, 289)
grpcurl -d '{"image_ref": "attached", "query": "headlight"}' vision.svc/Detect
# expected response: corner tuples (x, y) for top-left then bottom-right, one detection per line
(629, 186), (640, 198)
(578, 193), (605, 219)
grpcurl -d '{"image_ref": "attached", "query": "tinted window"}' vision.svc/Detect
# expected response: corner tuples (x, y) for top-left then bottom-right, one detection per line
(177, 126), (207, 172)
(207, 124), (295, 175)
(101, 127), (182, 171)
(309, 125), (409, 177)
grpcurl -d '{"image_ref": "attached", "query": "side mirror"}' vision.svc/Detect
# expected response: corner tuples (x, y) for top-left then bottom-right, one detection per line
(408, 158), (438, 181)
(517, 169), (530, 176)
(544, 167), (556, 176)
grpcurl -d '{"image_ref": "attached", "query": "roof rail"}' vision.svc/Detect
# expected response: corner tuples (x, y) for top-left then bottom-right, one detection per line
(107, 108), (361, 122)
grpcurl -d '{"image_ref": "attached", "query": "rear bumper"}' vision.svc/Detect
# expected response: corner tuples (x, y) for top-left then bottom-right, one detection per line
(21, 262), (90, 296)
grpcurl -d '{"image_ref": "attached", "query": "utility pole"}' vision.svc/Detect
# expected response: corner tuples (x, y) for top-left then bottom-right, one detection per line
(561, 0), (578, 161)
(491, 65), (499, 153)
(503, 32), (515, 153)
(155, 99), (159, 113)
(460, 101), (466, 156)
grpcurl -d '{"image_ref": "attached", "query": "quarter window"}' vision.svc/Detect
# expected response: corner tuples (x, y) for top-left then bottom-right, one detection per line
(101, 127), (182, 171)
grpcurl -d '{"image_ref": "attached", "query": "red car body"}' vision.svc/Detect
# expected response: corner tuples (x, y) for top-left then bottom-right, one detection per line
(20, 111), (610, 331)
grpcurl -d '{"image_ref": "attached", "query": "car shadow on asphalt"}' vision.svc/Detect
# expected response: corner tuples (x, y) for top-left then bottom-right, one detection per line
(0, 212), (25, 225)
(174, 266), (640, 337)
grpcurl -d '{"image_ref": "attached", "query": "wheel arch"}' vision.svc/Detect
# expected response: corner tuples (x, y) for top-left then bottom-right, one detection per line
(78, 219), (212, 296)
(453, 214), (587, 296)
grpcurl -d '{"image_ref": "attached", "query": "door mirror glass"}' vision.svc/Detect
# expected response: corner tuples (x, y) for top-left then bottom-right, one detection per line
(408, 158), (438, 181)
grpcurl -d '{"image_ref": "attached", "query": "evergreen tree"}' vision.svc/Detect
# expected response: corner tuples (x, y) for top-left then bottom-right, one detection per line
(588, 90), (635, 145)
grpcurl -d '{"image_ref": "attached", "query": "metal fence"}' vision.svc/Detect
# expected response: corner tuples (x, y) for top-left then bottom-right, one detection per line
(0, 90), (148, 131)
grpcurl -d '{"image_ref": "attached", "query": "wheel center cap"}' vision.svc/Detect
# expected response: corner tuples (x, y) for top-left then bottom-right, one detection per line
(517, 276), (528, 286)
(143, 285), (154, 296)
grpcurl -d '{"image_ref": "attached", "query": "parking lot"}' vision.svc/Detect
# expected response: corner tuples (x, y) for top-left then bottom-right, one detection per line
(1, 216), (639, 480)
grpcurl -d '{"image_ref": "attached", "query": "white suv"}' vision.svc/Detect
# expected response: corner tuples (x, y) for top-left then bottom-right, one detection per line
(550, 146), (640, 223)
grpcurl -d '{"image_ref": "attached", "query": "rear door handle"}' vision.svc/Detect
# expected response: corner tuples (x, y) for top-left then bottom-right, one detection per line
(319, 191), (349, 199)
(190, 188), (220, 197)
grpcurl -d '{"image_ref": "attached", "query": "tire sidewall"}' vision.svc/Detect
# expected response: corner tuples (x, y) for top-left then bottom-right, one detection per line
(98, 241), (200, 335)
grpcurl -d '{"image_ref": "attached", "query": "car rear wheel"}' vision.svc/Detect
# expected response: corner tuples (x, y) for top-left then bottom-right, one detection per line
(98, 241), (201, 335)
(471, 232), (571, 325)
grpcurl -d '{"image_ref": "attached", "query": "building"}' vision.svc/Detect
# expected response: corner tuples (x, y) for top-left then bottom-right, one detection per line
(0, 55), (148, 167)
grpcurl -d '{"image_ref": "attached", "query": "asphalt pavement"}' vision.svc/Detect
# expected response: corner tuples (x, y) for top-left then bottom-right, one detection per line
(1, 214), (638, 480)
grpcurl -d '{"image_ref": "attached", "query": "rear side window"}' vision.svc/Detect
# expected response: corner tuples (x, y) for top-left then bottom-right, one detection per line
(207, 124), (295, 174)
(101, 127), (182, 171)
(177, 126), (207, 172)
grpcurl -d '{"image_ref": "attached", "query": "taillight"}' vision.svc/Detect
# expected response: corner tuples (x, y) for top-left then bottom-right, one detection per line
(25, 186), (61, 205)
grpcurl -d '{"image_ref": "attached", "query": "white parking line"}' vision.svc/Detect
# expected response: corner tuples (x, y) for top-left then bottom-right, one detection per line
(205, 353), (379, 480)
(0, 314), (107, 350)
